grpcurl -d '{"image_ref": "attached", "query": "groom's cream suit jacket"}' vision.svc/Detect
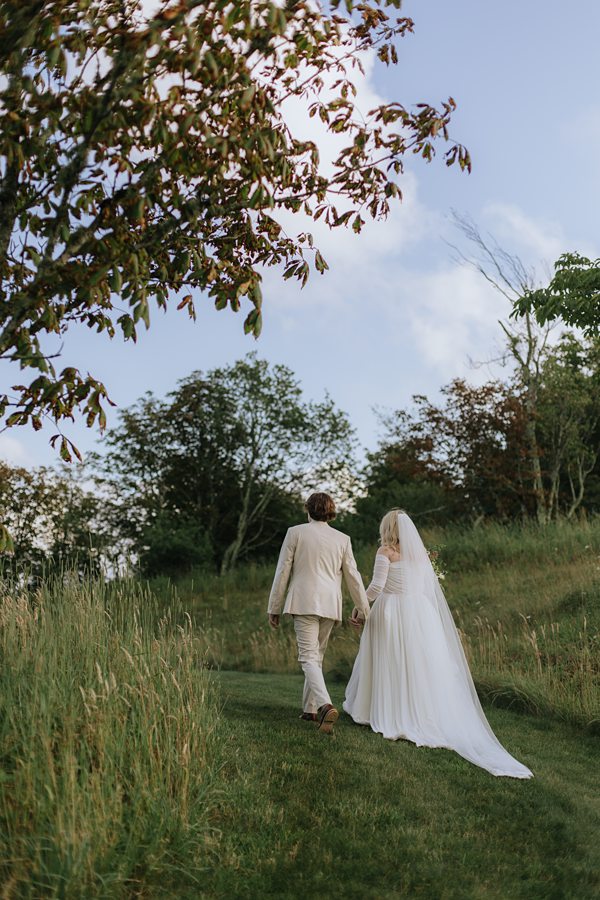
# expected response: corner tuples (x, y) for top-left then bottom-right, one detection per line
(268, 520), (370, 622)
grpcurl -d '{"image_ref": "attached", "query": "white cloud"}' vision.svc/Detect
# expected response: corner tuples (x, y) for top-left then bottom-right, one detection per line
(0, 434), (31, 466)
(266, 187), (570, 390)
(400, 264), (508, 381)
(265, 169), (440, 312)
(483, 203), (565, 270)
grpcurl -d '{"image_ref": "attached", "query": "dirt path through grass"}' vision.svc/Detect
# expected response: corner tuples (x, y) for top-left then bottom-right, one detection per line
(202, 671), (600, 899)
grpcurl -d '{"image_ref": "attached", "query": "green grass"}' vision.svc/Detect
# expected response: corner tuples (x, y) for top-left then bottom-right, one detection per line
(2, 519), (600, 896)
(0, 578), (223, 897)
(419, 517), (600, 574)
(202, 670), (600, 900)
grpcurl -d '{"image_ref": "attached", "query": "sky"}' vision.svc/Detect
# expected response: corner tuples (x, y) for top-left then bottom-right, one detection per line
(2, 0), (600, 469)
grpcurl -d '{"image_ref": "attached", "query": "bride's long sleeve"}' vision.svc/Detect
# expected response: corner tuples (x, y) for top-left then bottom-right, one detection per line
(365, 554), (390, 603)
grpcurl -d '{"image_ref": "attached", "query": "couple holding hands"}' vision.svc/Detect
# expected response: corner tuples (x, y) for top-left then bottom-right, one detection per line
(267, 492), (532, 779)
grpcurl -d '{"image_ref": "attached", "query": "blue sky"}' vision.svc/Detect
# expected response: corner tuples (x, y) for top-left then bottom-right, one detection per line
(2, 0), (599, 468)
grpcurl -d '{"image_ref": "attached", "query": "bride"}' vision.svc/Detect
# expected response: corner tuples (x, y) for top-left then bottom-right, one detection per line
(343, 510), (533, 779)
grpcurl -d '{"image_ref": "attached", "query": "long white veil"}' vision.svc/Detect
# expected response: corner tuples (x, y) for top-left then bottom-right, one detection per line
(395, 512), (533, 778)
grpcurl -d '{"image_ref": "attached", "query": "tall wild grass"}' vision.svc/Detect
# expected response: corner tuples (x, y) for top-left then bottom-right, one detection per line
(0, 576), (222, 897)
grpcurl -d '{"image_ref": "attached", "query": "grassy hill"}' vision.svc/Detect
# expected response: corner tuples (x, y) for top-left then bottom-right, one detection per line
(1, 519), (599, 896)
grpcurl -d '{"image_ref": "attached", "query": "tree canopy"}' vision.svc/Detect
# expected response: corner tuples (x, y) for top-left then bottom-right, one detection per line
(514, 253), (600, 335)
(0, 0), (470, 453)
(4, 337), (600, 574)
(96, 353), (356, 573)
(0, 461), (109, 576)
(340, 333), (600, 541)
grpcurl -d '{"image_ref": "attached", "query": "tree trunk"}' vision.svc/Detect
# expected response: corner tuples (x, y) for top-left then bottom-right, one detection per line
(219, 472), (276, 574)
(522, 382), (548, 523)
(565, 452), (597, 519)
(546, 466), (561, 520)
(220, 492), (250, 575)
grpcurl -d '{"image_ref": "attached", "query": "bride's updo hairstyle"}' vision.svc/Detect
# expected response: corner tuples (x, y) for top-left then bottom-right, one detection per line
(379, 508), (406, 550)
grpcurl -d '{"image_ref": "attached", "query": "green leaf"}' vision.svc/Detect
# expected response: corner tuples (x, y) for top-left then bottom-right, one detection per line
(133, 299), (150, 328)
(109, 269), (123, 292)
(0, 524), (14, 555)
(334, 210), (353, 226)
(59, 437), (72, 463)
(204, 50), (218, 78)
(240, 85), (255, 109)
(119, 315), (136, 341)
(315, 251), (329, 274)
(249, 282), (263, 309)
(25, 246), (41, 265)
(132, 197), (145, 221)
(46, 44), (60, 68)
(90, 264), (111, 286)
(244, 309), (259, 334)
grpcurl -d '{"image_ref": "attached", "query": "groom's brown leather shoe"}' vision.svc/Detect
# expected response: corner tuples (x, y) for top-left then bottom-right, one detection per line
(299, 712), (318, 722)
(317, 704), (339, 734)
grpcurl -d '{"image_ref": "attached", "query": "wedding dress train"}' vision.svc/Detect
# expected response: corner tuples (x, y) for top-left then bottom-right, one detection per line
(343, 514), (533, 779)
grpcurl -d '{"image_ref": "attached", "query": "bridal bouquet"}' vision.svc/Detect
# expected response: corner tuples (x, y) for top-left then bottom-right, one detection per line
(427, 548), (447, 581)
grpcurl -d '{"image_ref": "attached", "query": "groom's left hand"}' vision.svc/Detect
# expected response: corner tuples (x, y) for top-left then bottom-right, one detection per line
(268, 614), (280, 629)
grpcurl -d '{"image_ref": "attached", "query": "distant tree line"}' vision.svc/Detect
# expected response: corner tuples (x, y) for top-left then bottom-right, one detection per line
(0, 461), (110, 578)
(2, 332), (600, 579)
(342, 332), (600, 544)
(1, 354), (355, 578)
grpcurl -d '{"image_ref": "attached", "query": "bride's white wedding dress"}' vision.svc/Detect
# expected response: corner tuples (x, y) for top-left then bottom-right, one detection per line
(343, 513), (533, 779)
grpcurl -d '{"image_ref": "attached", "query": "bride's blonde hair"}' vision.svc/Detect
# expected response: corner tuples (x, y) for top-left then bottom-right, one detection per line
(379, 508), (406, 550)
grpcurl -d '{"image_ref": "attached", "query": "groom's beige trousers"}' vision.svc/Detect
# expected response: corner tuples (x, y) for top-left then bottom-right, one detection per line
(293, 614), (335, 712)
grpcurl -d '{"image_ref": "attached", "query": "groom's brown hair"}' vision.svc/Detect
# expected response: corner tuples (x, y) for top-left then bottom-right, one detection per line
(305, 492), (336, 522)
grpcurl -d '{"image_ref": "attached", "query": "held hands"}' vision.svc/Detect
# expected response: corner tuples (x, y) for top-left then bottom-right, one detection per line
(348, 607), (365, 630)
(270, 610), (363, 629)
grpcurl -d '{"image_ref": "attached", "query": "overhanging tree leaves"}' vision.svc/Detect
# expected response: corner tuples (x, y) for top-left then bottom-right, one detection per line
(0, 0), (470, 444)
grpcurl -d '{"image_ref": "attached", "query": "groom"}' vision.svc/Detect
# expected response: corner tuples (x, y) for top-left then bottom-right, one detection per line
(267, 492), (370, 734)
